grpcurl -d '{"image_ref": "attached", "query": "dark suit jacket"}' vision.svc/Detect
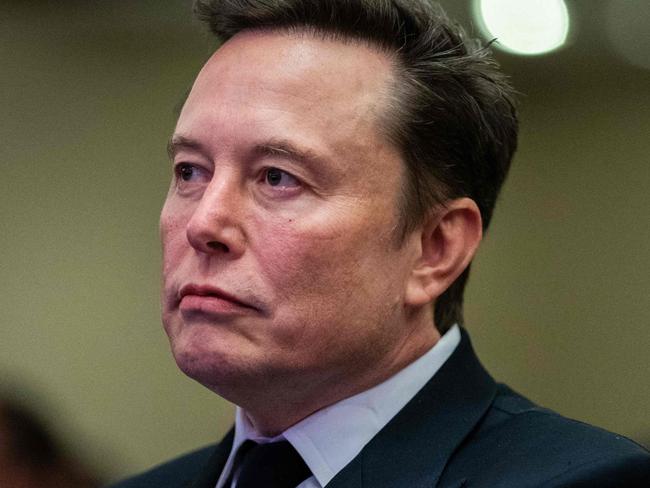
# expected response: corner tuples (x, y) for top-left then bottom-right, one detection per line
(111, 330), (650, 487)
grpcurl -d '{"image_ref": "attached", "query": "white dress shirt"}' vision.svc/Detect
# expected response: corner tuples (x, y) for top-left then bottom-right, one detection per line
(216, 325), (461, 488)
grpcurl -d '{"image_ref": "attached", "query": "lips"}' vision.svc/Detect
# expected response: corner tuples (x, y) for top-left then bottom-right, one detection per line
(178, 284), (260, 315)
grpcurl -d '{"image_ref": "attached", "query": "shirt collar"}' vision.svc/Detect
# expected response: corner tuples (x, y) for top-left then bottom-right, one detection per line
(217, 325), (461, 488)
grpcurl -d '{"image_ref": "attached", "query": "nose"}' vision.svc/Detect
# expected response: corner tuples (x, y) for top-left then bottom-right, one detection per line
(185, 177), (246, 257)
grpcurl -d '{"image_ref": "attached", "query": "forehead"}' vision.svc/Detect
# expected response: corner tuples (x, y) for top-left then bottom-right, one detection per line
(177, 30), (398, 159)
(199, 29), (393, 105)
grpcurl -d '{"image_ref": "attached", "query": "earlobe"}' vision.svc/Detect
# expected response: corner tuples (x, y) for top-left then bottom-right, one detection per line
(404, 198), (483, 307)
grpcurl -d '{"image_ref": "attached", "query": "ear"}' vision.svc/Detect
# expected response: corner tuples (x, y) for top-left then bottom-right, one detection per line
(405, 198), (483, 307)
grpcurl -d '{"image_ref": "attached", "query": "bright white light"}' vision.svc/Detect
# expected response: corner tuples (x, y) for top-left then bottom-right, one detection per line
(475, 0), (570, 55)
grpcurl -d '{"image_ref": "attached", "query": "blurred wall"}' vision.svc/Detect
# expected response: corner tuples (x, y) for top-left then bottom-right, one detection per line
(1, 0), (648, 482)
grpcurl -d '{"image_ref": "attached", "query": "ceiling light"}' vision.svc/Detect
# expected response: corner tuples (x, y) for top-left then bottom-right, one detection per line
(474, 0), (570, 55)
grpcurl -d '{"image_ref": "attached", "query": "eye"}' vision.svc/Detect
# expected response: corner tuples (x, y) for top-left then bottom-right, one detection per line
(175, 163), (197, 181)
(264, 168), (300, 188)
(172, 163), (210, 193)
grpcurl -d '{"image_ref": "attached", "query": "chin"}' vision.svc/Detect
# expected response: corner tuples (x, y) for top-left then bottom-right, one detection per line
(169, 325), (252, 395)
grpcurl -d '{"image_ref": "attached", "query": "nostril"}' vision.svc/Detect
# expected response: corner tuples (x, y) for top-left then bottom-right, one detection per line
(207, 241), (230, 253)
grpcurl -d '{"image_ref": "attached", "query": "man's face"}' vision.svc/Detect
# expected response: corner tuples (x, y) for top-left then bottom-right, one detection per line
(161, 31), (426, 404)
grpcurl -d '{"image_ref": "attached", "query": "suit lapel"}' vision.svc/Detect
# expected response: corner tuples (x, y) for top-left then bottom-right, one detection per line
(189, 428), (235, 488)
(327, 328), (496, 488)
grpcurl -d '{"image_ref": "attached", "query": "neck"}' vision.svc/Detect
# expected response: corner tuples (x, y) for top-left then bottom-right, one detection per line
(240, 317), (441, 436)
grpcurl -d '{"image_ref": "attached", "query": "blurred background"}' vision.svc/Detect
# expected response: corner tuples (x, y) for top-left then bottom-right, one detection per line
(1, 0), (648, 484)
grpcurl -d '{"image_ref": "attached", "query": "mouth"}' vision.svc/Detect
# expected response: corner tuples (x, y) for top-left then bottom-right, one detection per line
(177, 284), (261, 316)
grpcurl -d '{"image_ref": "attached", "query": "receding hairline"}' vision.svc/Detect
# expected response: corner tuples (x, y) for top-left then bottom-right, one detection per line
(214, 24), (403, 82)
(184, 25), (408, 151)
(231, 26), (406, 138)
(215, 21), (399, 54)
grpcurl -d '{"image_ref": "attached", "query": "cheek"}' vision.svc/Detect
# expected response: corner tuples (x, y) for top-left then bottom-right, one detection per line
(252, 222), (407, 371)
(255, 221), (359, 296)
(160, 205), (190, 275)
(252, 211), (401, 323)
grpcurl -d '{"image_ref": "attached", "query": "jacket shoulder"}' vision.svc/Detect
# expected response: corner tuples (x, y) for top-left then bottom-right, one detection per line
(441, 384), (650, 487)
(107, 444), (217, 488)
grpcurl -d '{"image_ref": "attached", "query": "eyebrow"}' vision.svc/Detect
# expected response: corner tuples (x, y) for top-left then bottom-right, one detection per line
(252, 139), (325, 167)
(167, 135), (326, 168)
(167, 135), (205, 160)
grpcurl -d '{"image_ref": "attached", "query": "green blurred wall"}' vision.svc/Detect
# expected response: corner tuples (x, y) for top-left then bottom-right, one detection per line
(1, 1), (648, 482)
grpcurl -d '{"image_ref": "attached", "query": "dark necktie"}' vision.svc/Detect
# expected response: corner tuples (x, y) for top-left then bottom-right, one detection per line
(233, 440), (311, 488)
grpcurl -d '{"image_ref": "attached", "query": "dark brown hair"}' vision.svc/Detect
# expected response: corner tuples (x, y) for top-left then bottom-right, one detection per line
(193, 0), (518, 333)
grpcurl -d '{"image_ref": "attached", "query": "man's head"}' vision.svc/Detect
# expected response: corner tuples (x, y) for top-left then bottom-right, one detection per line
(160, 0), (516, 432)
(193, 0), (519, 332)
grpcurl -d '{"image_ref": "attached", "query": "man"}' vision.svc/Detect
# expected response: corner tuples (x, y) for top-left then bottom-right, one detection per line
(113, 0), (650, 486)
